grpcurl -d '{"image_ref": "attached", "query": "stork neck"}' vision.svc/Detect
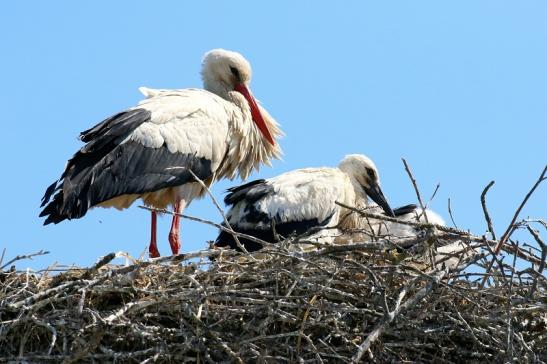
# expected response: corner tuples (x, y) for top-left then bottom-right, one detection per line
(338, 178), (370, 231)
(345, 176), (367, 203)
(216, 96), (282, 182)
(203, 80), (231, 100)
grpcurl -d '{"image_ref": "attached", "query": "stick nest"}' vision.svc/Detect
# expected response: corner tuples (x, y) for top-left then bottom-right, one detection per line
(1, 221), (545, 363)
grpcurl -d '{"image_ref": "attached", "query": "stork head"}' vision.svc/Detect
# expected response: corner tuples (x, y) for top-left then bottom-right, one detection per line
(338, 154), (395, 217)
(201, 49), (275, 145)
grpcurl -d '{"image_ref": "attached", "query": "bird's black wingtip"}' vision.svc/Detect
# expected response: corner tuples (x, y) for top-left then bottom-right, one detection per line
(42, 213), (67, 225)
(214, 229), (266, 253)
(224, 179), (270, 206)
(39, 189), (70, 225)
(393, 204), (418, 217)
(40, 181), (59, 208)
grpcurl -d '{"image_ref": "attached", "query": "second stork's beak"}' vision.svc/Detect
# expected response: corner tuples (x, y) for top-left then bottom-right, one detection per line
(364, 183), (395, 217)
(234, 83), (275, 146)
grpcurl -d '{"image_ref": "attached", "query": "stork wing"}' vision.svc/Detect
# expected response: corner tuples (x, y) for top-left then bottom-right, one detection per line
(215, 168), (347, 251)
(40, 89), (233, 224)
(257, 168), (345, 227)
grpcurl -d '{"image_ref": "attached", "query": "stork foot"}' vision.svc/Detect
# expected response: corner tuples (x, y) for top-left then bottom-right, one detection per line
(148, 247), (160, 258)
(168, 232), (181, 255)
(149, 242), (160, 258)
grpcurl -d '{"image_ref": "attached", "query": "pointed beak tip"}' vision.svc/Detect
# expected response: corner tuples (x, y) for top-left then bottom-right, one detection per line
(365, 184), (394, 218)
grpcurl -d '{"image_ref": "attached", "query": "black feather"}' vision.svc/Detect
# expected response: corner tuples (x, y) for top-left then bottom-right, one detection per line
(40, 180), (59, 208)
(40, 108), (213, 225)
(224, 179), (271, 206)
(393, 204), (418, 217)
(214, 213), (334, 252)
(79, 109), (148, 143)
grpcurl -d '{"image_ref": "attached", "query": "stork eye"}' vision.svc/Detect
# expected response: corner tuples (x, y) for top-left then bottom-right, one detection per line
(365, 167), (377, 180)
(230, 66), (241, 82)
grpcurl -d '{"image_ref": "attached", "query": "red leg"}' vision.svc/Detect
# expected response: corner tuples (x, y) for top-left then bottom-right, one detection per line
(168, 199), (185, 255)
(149, 211), (160, 258)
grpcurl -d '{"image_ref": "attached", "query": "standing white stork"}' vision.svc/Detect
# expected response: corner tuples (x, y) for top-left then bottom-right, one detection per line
(214, 154), (395, 252)
(40, 49), (283, 258)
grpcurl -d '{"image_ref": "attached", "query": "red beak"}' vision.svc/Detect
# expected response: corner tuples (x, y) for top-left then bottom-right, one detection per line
(234, 83), (275, 146)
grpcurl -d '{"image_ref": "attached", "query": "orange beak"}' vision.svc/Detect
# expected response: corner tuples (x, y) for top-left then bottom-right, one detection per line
(234, 83), (275, 146)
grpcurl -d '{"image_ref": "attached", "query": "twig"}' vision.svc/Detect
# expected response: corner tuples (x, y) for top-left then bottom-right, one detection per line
(496, 165), (547, 254)
(427, 183), (441, 207)
(186, 168), (253, 256)
(81, 252), (116, 279)
(481, 165), (547, 287)
(480, 181), (497, 240)
(0, 248), (5, 269)
(296, 294), (318, 354)
(448, 198), (458, 229)
(105, 300), (158, 323)
(402, 158), (438, 269)
(505, 241), (519, 363)
(526, 226), (545, 274)
(351, 268), (448, 363)
(0, 250), (50, 270)
(401, 158), (429, 224)
(526, 226), (546, 298)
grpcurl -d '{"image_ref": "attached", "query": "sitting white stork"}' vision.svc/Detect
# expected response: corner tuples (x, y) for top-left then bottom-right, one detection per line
(341, 203), (446, 243)
(347, 206), (477, 270)
(40, 49), (283, 258)
(214, 154), (395, 252)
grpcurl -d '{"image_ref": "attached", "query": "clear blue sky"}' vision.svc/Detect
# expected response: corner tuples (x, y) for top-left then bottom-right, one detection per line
(1, 1), (545, 270)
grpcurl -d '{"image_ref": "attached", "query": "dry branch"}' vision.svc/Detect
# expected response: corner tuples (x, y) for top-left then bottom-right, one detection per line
(481, 164), (547, 287)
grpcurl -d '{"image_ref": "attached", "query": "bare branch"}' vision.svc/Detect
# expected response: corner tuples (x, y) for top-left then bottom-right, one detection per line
(480, 180), (497, 240)
(0, 250), (50, 271)
(495, 165), (546, 254)
(481, 165), (547, 287)
(186, 168), (253, 256)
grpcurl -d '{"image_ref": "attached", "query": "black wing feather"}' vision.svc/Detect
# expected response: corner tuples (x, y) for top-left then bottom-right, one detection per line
(214, 213), (335, 252)
(40, 108), (213, 225)
(224, 179), (271, 206)
(393, 204), (417, 217)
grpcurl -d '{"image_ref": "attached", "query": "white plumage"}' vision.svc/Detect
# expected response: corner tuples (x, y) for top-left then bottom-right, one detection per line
(214, 154), (395, 252)
(323, 204), (476, 271)
(40, 49), (282, 258)
(339, 204), (446, 243)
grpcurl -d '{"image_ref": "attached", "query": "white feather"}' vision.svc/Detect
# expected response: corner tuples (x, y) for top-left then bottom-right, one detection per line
(226, 155), (381, 232)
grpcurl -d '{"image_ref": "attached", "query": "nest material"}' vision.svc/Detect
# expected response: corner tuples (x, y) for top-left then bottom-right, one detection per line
(0, 224), (545, 363)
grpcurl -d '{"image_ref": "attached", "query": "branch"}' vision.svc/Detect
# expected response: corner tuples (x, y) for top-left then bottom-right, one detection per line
(186, 168), (253, 256)
(0, 250), (50, 271)
(481, 165), (547, 287)
(480, 180), (497, 240)
(401, 158), (429, 224)
(351, 268), (448, 363)
(495, 165), (546, 254)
